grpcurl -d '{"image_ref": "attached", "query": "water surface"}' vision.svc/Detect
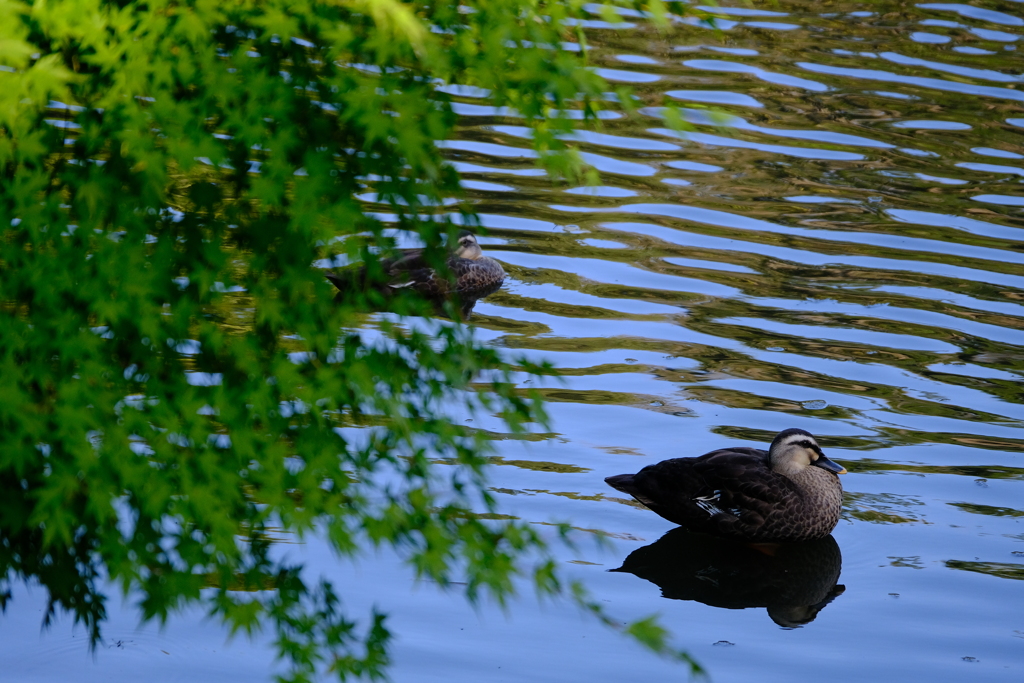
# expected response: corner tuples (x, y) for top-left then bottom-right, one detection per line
(7, 1), (1024, 680)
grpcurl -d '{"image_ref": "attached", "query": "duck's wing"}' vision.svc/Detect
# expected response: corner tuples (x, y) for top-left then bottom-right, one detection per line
(382, 249), (428, 273)
(691, 450), (802, 537)
(325, 249), (427, 292)
(606, 448), (798, 539)
(380, 250), (447, 294)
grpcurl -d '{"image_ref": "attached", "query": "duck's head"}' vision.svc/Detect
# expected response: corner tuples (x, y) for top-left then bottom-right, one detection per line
(454, 231), (483, 260)
(768, 428), (847, 478)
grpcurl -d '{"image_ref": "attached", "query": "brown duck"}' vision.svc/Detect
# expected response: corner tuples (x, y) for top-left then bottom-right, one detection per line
(605, 428), (846, 543)
(325, 231), (505, 304)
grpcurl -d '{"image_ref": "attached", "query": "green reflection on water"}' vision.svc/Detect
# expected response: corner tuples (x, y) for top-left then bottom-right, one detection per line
(946, 560), (1024, 581)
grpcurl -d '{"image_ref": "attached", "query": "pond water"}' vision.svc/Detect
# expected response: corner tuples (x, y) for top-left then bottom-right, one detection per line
(6, 1), (1024, 680)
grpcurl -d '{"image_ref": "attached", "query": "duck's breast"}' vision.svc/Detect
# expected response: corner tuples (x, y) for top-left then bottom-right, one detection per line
(453, 257), (504, 296)
(762, 467), (843, 542)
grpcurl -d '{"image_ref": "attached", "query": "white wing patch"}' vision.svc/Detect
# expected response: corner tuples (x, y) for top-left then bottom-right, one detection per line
(694, 491), (723, 516)
(694, 491), (741, 518)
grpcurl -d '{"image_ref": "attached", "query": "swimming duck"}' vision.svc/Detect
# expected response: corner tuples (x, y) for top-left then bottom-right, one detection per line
(605, 428), (846, 543)
(325, 231), (505, 304)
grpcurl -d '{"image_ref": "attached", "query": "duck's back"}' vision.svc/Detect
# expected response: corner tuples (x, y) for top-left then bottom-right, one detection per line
(606, 448), (837, 542)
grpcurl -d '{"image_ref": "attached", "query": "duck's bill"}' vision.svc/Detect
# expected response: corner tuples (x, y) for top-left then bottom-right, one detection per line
(813, 454), (847, 474)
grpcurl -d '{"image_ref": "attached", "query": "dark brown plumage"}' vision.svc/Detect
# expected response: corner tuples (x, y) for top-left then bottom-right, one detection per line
(605, 428), (846, 543)
(325, 231), (505, 303)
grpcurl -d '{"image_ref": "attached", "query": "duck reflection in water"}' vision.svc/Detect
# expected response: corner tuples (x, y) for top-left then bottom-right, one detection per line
(611, 528), (845, 628)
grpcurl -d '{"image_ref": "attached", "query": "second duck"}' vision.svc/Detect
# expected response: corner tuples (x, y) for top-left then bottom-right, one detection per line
(326, 231), (505, 302)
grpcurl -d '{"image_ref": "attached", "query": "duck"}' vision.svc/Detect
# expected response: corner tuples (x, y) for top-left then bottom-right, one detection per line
(325, 231), (505, 303)
(605, 428), (846, 543)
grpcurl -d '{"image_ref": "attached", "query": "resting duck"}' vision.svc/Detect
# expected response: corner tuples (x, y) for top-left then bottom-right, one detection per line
(325, 231), (505, 303)
(605, 428), (846, 543)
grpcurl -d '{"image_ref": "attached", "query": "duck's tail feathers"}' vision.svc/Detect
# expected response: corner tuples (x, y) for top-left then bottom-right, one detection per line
(605, 474), (659, 509)
(605, 474), (639, 496)
(325, 267), (370, 292)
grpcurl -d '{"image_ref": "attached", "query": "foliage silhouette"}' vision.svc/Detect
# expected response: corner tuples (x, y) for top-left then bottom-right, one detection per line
(0, 0), (699, 679)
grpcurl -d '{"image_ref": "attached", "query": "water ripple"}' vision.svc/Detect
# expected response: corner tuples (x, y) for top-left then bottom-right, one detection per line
(28, 1), (1024, 679)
